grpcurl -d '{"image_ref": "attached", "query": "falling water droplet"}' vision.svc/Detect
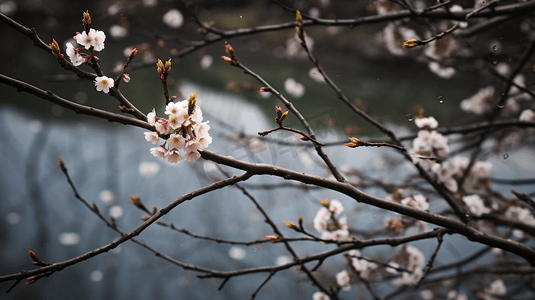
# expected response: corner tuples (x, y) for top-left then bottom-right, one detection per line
(438, 96), (444, 104)
(373, 214), (377, 218)
(239, 15), (243, 19)
(492, 58), (498, 65)
(507, 57), (513, 62)
(497, 102), (505, 109)
(493, 45), (499, 51)
(406, 114), (414, 121)
(503, 153), (509, 159)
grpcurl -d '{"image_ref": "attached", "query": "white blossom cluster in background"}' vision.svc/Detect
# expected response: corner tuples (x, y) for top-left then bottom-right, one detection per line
(283, 32), (314, 59)
(313, 199), (348, 241)
(385, 188), (429, 232)
(392, 245), (426, 285)
(284, 78), (305, 98)
(410, 116), (449, 170)
(144, 93), (212, 162)
(504, 205), (535, 238)
(346, 250), (378, 280)
(477, 279), (507, 300)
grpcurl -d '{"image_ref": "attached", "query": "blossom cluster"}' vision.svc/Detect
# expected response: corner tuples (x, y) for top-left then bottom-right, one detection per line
(66, 28), (106, 67)
(392, 245), (426, 285)
(144, 92), (212, 163)
(312, 199), (348, 241)
(410, 116), (449, 170)
(504, 205), (535, 237)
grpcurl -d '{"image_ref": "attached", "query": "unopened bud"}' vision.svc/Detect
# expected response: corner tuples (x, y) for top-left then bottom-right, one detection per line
(188, 92), (197, 115)
(298, 215), (303, 229)
(141, 216), (150, 221)
(156, 59), (165, 72)
(83, 10), (91, 25)
(296, 10), (303, 23)
(152, 205), (157, 215)
(49, 39), (61, 57)
(58, 155), (65, 170)
(164, 58), (172, 70)
(344, 137), (365, 148)
(284, 220), (298, 230)
(319, 199), (330, 208)
(92, 201), (99, 213)
(402, 39), (423, 48)
(129, 48), (138, 60)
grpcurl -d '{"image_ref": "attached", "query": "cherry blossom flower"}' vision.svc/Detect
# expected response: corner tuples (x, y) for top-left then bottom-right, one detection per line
(428, 62), (456, 79)
(414, 116), (438, 130)
(94, 76), (114, 93)
(462, 194), (490, 217)
(336, 270), (351, 291)
(163, 9), (184, 29)
(75, 29), (106, 51)
(308, 67), (325, 82)
(155, 119), (171, 135)
(150, 146), (167, 158)
(401, 194), (429, 211)
(312, 291), (330, 300)
(329, 199), (344, 215)
(520, 109), (534, 121)
(66, 42), (84, 66)
(168, 133), (185, 150)
(460, 86), (495, 115)
(284, 32), (314, 59)
(144, 132), (160, 145)
(147, 108), (157, 126)
(284, 78), (305, 98)
(167, 148), (183, 163)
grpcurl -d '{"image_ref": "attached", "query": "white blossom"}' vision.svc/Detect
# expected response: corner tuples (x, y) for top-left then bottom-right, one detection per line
(308, 67), (325, 82)
(150, 146), (167, 158)
(167, 148), (183, 163)
(312, 291), (330, 300)
(163, 9), (184, 29)
(313, 207), (331, 233)
(75, 29), (106, 51)
(66, 42), (84, 66)
(144, 132), (160, 145)
(329, 199), (344, 215)
(200, 55), (213, 69)
(460, 86), (495, 115)
(147, 108), (157, 126)
(450, 5), (468, 28)
(285, 32), (314, 59)
(138, 162), (160, 177)
(284, 78), (305, 98)
(109, 24), (128, 38)
(168, 133), (185, 150)
(401, 195), (429, 211)
(448, 290), (468, 300)
(519, 109), (534, 121)
(414, 116), (438, 129)
(462, 194), (490, 217)
(336, 270), (351, 291)
(94, 76), (114, 93)
(428, 62), (456, 79)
